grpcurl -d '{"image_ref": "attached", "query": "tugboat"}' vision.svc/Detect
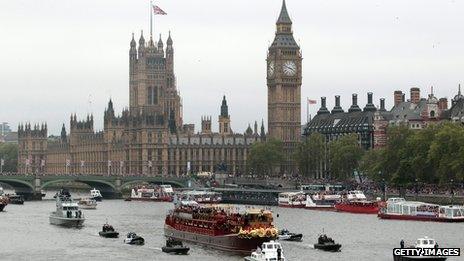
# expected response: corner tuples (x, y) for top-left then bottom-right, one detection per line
(164, 201), (278, 254)
(99, 223), (119, 238)
(278, 229), (303, 242)
(124, 232), (145, 245)
(78, 198), (97, 209)
(314, 234), (342, 252)
(394, 236), (446, 261)
(90, 188), (103, 201)
(244, 241), (285, 261)
(6, 194), (24, 205)
(162, 238), (190, 255)
(49, 189), (85, 227)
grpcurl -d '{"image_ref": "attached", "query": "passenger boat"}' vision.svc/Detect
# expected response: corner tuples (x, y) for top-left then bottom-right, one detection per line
(278, 191), (306, 208)
(393, 236), (446, 261)
(305, 193), (341, 210)
(379, 198), (464, 222)
(78, 198), (97, 209)
(49, 189), (85, 227)
(244, 241), (285, 261)
(180, 191), (222, 204)
(7, 194), (25, 205)
(90, 188), (103, 201)
(129, 185), (173, 202)
(335, 191), (381, 214)
(164, 201), (278, 254)
(0, 187), (8, 212)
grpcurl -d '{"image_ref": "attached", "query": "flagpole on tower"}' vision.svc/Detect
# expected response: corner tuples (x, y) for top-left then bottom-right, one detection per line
(150, 0), (153, 37)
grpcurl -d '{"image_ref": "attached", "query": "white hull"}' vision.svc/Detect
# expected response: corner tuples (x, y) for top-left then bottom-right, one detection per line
(78, 205), (96, 209)
(49, 214), (85, 227)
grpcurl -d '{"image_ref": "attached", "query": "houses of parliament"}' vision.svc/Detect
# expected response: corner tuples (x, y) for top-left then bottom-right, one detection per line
(17, 1), (302, 176)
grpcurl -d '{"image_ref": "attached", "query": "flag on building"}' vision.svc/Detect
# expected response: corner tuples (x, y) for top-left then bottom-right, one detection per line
(66, 159), (70, 167)
(108, 160), (112, 167)
(26, 158), (30, 165)
(80, 160), (85, 167)
(153, 5), (167, 15)
(308, 99), (317, 104)
(41, 159), (45, 167)
(0, 159), (4, 166)
(148, 161), (152, 167)
(120, 161), (124, 168)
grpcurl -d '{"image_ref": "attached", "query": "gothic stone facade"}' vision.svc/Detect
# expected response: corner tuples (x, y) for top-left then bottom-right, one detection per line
(18, 32), (266, 176)
(267, 0), (302, 174)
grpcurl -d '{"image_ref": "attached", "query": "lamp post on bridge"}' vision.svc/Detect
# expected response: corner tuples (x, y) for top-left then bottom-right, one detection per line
(119, 161), (124, 176)
(107, 160), (112, 176)
(0, 158), (4, 175)
(80, 160), (85, 175)
(65, 159), (70, 175)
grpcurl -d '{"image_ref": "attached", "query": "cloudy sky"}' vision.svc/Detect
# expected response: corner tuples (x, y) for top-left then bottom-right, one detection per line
(1, 0), (463, 134)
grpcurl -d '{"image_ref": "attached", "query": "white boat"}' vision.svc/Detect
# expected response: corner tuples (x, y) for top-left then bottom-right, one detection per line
(346, 190), (367, 201)
(129, 185), (173, 202)
(49, 189), (85, 227)
(379, 198), (464, 222)
(244, 241), (285, 261)
(305, 193), (341, 210)
(278, 191), (305, 208)
(179, 190), (222, 204)
(78, 197), (97, 209)
(393, 236), (447, 261)
(90, 188), (103, 201)
(124, 232), (145, 245)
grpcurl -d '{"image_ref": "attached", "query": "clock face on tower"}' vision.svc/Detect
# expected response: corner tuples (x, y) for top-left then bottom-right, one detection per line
(268, 61), (275, 77)
(282, 61), (297, 76)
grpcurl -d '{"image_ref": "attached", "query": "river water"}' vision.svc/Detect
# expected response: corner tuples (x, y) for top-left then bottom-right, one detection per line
(1, 191), (463, 261)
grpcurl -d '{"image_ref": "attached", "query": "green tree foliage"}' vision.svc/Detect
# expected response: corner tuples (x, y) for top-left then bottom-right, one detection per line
(0, 143), (18, 172)
(247, 139), (284, 177)
(328, 134), (364, 180)
(294, 133), (325, 178)
(361, 123), (464, 185)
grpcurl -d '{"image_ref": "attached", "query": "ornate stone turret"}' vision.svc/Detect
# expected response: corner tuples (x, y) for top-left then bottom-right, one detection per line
(60, 124), (67, 142)
(201, 116), (212, 134)
(218, 96), (231, 135)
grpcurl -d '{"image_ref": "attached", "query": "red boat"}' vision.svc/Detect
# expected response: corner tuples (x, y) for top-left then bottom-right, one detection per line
(335, 200), (380, 214)
(164, 201), (278, 254)
(334, 190), (382, 214)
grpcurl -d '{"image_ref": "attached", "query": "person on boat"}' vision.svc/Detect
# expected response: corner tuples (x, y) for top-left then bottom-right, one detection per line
(400, 239), (404, 248)
(277, 247), (282, 260)
(435, 242), (439, 248)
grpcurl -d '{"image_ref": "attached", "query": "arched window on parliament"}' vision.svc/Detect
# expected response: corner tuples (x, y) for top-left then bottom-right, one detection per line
(147, 87), (153, 105)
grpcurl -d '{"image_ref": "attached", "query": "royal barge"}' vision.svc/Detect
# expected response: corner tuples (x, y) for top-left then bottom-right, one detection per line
(164, 201), (278, 254)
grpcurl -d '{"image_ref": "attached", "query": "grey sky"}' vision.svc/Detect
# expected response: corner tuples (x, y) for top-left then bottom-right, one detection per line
(1, 0), (463, 134)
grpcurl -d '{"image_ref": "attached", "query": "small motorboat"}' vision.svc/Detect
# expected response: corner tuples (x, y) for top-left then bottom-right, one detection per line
(124, 232), (144, 245)
(99, 223), (119, 238)
(244, 240), (285, 261)
(393, 236), (447, 261)
(78, 198), (97, 209)
(90, 188), (103, 201)
(314, 234), (341, 252)
(162, 238), (190, 255)
(278, 229), (303, 242)
(7, 194), (24, 205)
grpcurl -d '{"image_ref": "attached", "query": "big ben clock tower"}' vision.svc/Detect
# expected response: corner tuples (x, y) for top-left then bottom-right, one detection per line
(267, 0), (302, 174)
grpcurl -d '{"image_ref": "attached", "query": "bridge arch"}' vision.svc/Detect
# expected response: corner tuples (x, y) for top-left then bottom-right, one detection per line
(0, 179), (35, 193)
(41, 179), (116, 191)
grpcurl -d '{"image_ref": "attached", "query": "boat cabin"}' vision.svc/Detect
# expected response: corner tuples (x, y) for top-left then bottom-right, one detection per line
(415, 237), (437, 248)
(250, 241), (284, 261)
(278, 192), (305, 204)
(346, 190), (367, 200)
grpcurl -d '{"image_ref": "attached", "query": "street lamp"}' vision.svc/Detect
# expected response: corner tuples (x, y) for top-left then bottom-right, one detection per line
(414, 178), (419, 201)
(450, 179), (454, 205)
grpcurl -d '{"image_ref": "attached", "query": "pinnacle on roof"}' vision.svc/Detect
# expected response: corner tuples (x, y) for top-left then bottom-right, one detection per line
(167, 31), (173, 45)
(277, 0), (292, 24)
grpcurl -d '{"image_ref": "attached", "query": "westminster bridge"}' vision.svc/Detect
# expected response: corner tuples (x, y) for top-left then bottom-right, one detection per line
(0, 174), (193, 200)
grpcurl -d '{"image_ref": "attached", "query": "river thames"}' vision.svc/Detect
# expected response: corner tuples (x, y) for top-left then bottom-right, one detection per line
(1, 193), (462, 261)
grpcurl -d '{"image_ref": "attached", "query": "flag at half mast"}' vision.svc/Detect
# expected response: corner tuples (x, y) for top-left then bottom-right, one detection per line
(153, 5), (167, 15)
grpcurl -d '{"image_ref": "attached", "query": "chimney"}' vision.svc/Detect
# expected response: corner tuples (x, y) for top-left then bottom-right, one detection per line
(438, 98), (448, 110)
(348, 93), (362, 113)
(379, 98), (386, 111)
(363, 92), (377, 112)
(317, 97), (330, 115)
(331, 95), (344, 114)
(410, 87), (420, 104)
(394, 90), (403, 106)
